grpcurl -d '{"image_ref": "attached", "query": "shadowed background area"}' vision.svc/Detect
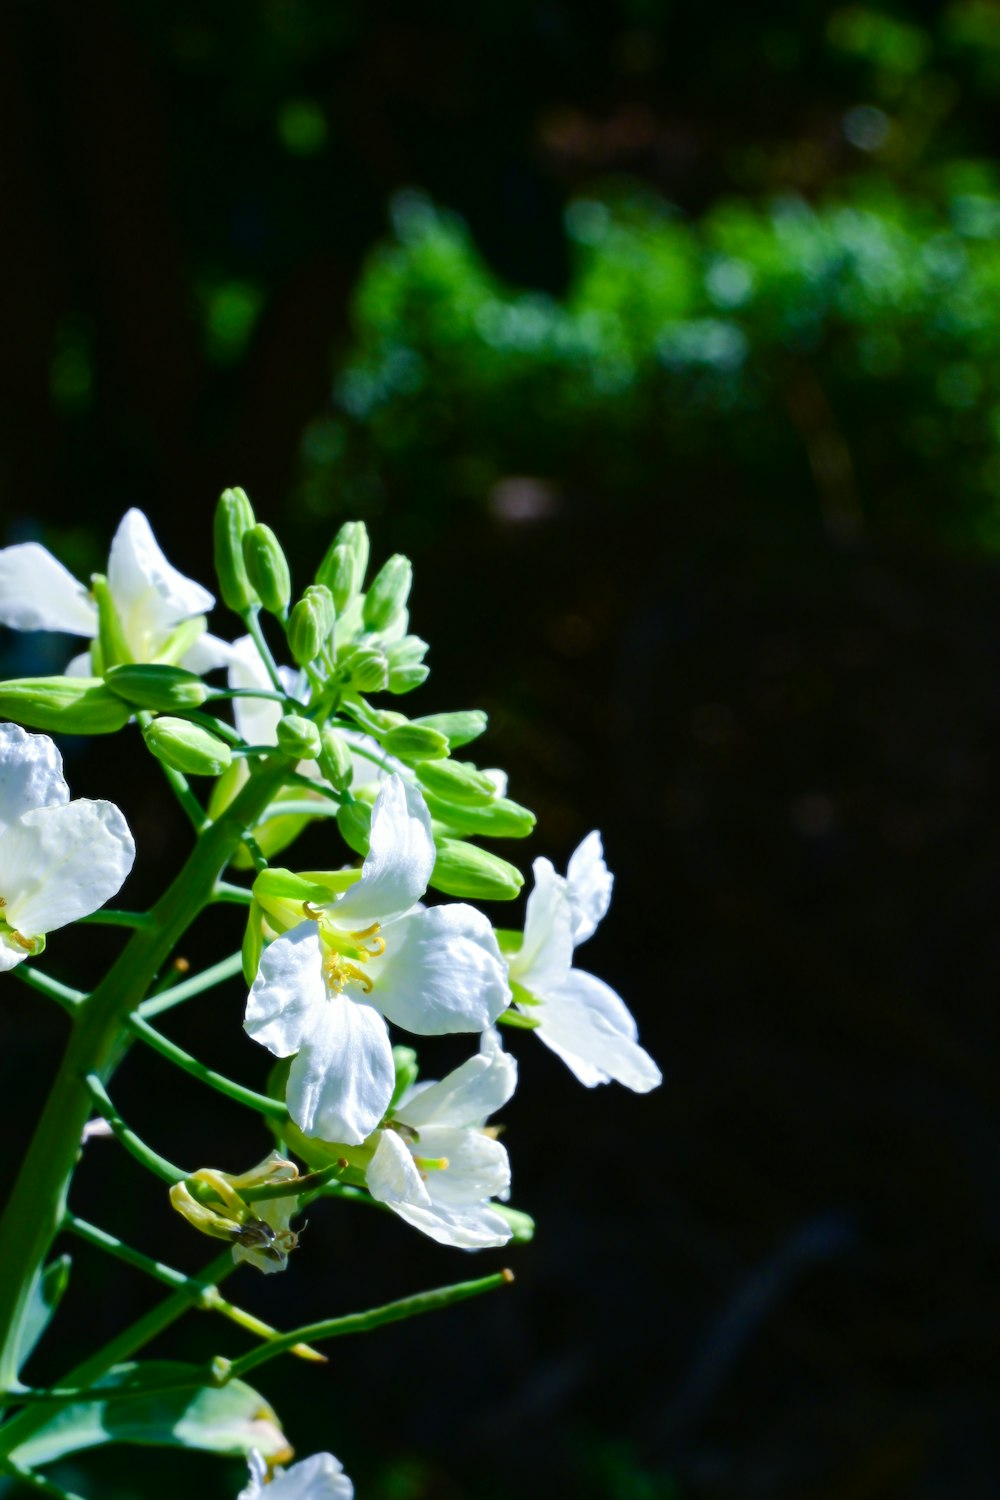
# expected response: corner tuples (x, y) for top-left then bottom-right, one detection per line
(2, 2), (1000, 1496)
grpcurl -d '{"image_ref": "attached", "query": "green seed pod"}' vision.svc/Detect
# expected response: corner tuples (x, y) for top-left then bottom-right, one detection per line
(275, 713), (322, 760)
(422, 791), (536, 840)
(318, 727), (354, 792)
(416, 759), (498, 806)
(242, 524), (291, 616)
(105, 663), (208, 712)
(341, 644), (388, 693)
(336, 799), (372, 857)
(411, 710), (488, 747)
(316, 543), (358, 613)
(381, 723), (449, 762)
(288, 584), (335, 666)
(429, 838), (524, 900)
(213, 487), (258, 613)
(143, 716), (233, 776)
(363, 554), (412, 632)
(0, 677), (133, 735)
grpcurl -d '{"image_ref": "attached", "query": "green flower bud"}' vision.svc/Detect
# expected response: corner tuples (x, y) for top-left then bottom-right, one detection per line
(416, 759), (497, 806)
(422, 791), (536, 840)
(389, 1045), (419, 1113)
(363, 554), (412, 632)
(336, 799), (372, 856)
(316, 543), (359, 613)
(493, 1204), (535, 1243)
(381, 723), (449, 762)
(411, 710), (488, 747)
(340, 644), (388, 693)
(143, 716), (233, 776)
(242, 524), (291, 616)
(213, 487), (258, 613)
(387, 635), (428, 667)
(388, 663), (430, 695)
(105, 663), (208, 712)
(0, 677), (133, 735)
(430, 838), (524, 900)
(90, 574), (132, 668)
(386, 636), (429, 695)
(275, 713), (322, 760)
(318, 727), (354, 791)
(288, 585), (335, 667)
(334, 520), (370, 589)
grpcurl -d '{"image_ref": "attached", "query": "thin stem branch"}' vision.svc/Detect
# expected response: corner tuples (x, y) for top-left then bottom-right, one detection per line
(211, 881), (254, 906)
(10, 967), (84, 1013)
(225, 1269), (514, 1382)
(242, 609), (285, 694)
(0, 1455), (87, 1499)
(126, 1015), (288, 1122)
(83, 1074), (188, 1185)
(78, 909), (155, 931)
(137, 952), (244, 1020)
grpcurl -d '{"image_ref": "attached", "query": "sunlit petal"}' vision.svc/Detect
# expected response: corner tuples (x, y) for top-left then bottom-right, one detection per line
(0, 543), (96, 636)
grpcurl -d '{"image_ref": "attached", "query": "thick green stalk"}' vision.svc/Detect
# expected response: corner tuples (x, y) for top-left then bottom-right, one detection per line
(0, 756), (290, 1388)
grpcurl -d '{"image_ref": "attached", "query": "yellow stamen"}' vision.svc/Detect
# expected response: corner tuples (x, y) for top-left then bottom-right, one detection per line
(324, 953), (373, 994)
(11, 931), (36, 952)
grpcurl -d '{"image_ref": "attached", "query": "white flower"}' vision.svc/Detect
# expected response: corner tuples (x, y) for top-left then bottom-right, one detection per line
(239, 1448), (352, 1500)
(367, 1028), (516, 1250)
(507, 833), (661, 1093)
(0, 509), (233, 673)
(0, 723), (135, 971)
(245, 774), (510, 1144)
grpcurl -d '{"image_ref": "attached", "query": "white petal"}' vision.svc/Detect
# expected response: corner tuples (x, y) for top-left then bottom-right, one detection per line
(367, 1128), (433, 1209)
(245, 924), (328, 1057)
(0, 544), (96, 636)
(65, 650), (95, 677)
(369, 1129), (511, 1248)
(331, 775), (434, 928)
(418, 1125), (511, 1206)
(285, 990), (394, 1144)
(483, 768), (508, 797)
(227, 636), (284, 745)
(0, 724), (68, 837)
(268, 1453), (353, 1500)
(566, 831), (613, 945)
(533, 968), (661, 1093)
(180, 632), (239, 674)
(107, 509), (215, 652)
(508, 857), (574, 992)
(2, 800), (135, 937)
(373, 904), (510, 1035)
(238, 1450), (269, 1500)
(397, 1034), (516, 1128)
(0, 935), (28, 972)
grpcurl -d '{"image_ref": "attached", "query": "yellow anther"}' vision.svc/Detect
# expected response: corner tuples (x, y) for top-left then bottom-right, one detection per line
(302, 901), (323, 920)
(324, 953), (373, 995)
(11, 931), (36, 952)
(413, 1155), (449, 1173)
(350, 923), (386, 958)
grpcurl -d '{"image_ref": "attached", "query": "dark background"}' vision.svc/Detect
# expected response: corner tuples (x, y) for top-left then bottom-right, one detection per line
(3, 2), (1000, 1496)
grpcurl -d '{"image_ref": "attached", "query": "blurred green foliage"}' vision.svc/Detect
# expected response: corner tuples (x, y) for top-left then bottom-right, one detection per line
(296, 165), (1000, 551)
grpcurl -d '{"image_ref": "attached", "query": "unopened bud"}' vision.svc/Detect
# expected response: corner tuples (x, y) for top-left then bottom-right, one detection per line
(318, 727), (354, 792)
(336, 799), (372, 856)
(381, 723), (449, 762)
(288, 585), (335, 666)
(316, 543), (359, 613)
(0, 677), (132, 735)
(362, 554), (412, 632)
(430, 838), (524, 900)
(494, 1205), (535, 1243)
(90, 574), (132, 668)
(421, 791), (536, 840)
(340, 644), (388, 693)
(214, 487), (258, 612)
(334, 520), (370, 589)
(275, 713), (321, 760)
(106, 663), (208, 712)
(143, 716), (233, 776)
(412, 710), (488, 747)
(242, 525), (291, 616)
(416, 759), (497, 806)
(387, 636), (429, 695)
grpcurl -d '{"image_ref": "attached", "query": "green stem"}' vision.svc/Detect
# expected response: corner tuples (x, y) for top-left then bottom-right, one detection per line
(78, 910), (155, 931)
(242, 609), (285, 694)
(225, 1270), (514, 1382)
(0, 757), (292, 1389)
(10, 968), (84, 1013)
(137, 952), (244, 1020)
(126, 1015), (289, 1122)
(211, 881), (253, 906)
(83, 1076), (187, 1185)
(0, 1455), (86, 1499)
(259, 799), (342, 821)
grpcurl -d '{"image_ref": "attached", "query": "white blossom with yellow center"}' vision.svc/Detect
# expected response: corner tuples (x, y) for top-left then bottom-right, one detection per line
(0, 722), (135, 971)
(245, 775), (511, 1145)
(239, 1448), (352, 1499)
(507, 833), (661, 1092)
(0, 508), (233, 671)
(367, 1028), (516, 1250)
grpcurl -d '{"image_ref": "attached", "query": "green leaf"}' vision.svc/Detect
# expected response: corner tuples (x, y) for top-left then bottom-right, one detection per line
(16, 1257), (71, 1373)
(11, 1362), (290, 1469)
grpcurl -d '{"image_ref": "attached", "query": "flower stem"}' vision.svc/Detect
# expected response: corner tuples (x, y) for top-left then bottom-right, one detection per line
(137, 951), (244, 1020)
(126, 1014), (289, 1122)
(10, 967), (84, 1013)
(224, 1269), (515, 1382)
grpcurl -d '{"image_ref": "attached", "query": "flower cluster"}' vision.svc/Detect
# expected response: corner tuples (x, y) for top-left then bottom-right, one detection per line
(0, 500), (660, 1496)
